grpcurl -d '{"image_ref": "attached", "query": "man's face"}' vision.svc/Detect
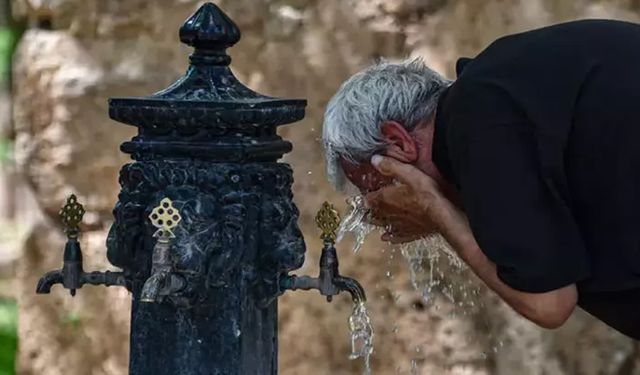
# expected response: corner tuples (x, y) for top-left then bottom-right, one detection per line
(339, 158), (395, 194)
(337, 120), (431, 194)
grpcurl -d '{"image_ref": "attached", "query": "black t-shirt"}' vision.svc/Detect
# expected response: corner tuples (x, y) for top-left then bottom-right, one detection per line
(433, 19), (640, 339)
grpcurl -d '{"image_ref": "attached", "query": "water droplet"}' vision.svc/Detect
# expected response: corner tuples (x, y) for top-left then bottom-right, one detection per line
(410, 359), (419, 375)
(421, 296), (431, 308)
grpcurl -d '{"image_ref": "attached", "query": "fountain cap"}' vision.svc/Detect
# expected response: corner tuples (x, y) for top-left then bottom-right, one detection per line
(108, 2), (306, 142)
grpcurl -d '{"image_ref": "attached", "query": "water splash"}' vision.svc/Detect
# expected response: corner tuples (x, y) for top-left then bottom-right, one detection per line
(336, 195), (495, 365)
(348, 302), (375, 375)
(400, 235), (480, 313)
(336, 196), (374, 253)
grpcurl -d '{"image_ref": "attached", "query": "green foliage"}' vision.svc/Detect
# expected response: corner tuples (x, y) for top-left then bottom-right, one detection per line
(0, 299), (17, 375)
(62, 311), (82, 329)
(0, 27), (17, 83)
(0, 138), (11, 164)
(0, 26), (17, 166)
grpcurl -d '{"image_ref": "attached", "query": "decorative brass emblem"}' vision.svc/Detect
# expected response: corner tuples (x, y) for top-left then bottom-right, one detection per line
(59, 194), (85, 237)
(149, 198), (182, 238)
(315, 201), (340, 242)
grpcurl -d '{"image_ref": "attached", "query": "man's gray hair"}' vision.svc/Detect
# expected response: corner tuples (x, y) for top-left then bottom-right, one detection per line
(322, 58), (452, 191)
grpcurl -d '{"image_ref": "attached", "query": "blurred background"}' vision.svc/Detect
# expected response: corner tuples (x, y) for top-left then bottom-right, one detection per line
(0, 0), (640, 374)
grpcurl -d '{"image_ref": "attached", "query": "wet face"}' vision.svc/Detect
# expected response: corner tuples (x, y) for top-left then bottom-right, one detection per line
(336, 119), (457, 200)
(337, 119), (429, 194)
(339, 158), (395, 194)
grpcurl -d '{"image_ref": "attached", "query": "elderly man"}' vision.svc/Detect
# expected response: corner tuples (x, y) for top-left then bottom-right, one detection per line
(322, 19), (640, 339)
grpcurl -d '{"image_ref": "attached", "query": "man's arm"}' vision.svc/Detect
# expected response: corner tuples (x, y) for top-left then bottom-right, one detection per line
(369, 155), (579, 329)
(431, 192), (577, 328)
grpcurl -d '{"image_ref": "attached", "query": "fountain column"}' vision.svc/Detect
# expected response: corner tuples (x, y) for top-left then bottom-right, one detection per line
(35, 3), (370, 374)
(106, 3), (308, 373)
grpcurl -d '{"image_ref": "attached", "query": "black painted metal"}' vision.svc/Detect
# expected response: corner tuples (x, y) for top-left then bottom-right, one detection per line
(35, 3), (368, 374)
(37, 194), (129, 296)
(281, 239), (367, 304)
(106, 3), (307, 374)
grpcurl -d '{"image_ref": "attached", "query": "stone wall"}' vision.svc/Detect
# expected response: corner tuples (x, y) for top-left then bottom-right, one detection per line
(11, 0), (640, 374)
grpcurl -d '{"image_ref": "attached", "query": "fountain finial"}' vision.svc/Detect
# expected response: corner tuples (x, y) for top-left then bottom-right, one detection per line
(179, 2), (241, 65)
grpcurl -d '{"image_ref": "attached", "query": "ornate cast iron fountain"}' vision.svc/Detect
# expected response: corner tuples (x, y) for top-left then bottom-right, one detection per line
(35, 3), (366, 375)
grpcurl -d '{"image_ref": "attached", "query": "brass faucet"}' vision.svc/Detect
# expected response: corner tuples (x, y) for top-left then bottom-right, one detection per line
(140, 198), (186, 303)
(36, 195), (127, 295)
(281, 202), (367, 303)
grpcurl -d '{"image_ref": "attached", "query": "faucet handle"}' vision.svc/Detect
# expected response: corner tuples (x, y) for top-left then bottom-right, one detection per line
(315, 201), (340, 242)
(148, 198), (182, 239)
(141, 198), (185, 303)
(281, 201), (368, 304)
(36, 194), (128, 295)
(59, 194), (85, 238)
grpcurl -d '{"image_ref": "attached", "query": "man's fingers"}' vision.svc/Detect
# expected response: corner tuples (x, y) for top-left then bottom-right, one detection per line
(370, 155), (424, 190)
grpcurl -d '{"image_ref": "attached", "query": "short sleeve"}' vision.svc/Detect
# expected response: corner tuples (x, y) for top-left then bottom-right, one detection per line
(454, 121), (591, 293)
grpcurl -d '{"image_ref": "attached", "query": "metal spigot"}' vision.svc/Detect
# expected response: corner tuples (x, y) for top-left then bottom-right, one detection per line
(36, 195), (127, 295)
(140, 198), (186, 303)
(281, 202), (367, 304)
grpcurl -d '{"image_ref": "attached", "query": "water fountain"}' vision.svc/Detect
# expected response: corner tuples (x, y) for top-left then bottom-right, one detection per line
(34, 3), (368, 374)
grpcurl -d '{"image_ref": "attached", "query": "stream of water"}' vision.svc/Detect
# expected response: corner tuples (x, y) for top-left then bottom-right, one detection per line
(348, 302), (374, 375)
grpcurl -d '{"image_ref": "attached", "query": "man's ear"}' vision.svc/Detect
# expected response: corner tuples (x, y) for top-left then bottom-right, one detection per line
(381, 120), (418, 163)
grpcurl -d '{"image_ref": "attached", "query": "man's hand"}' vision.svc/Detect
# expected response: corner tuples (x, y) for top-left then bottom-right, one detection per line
(365, 155), (445, 243)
